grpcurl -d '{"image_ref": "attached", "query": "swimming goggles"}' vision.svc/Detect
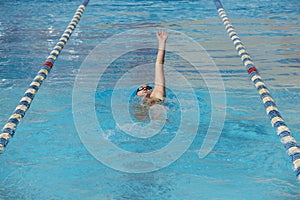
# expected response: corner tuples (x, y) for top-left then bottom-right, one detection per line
(136, 85), (153, 94)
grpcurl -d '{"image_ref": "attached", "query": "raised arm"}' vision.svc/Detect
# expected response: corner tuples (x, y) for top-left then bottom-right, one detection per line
(150, 30), (168, 100)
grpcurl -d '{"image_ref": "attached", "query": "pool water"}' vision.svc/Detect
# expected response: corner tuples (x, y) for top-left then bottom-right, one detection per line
(1, 0), (300, 199)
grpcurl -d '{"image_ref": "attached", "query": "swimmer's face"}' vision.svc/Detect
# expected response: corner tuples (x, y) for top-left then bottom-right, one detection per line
(136, 84), (153, 96)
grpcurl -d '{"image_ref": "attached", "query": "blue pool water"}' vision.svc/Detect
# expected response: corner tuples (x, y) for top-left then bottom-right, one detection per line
(1, 0), (300, 199)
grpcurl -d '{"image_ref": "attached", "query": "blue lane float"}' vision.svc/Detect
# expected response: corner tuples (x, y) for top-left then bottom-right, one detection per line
(213, 0), (300, 180)
(0, 0), (89, 151)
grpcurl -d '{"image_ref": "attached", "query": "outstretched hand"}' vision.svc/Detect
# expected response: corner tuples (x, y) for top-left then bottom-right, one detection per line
(156, 30), (168, 43)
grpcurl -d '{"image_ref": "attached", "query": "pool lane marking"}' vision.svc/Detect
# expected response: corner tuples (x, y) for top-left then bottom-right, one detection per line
(0, 0), (89, 151)
(213, 0), (300, 181)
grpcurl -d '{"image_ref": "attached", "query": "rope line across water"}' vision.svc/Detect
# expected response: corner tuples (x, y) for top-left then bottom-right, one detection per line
(0, 0), (89, 151)
(213, 0), (300, 180)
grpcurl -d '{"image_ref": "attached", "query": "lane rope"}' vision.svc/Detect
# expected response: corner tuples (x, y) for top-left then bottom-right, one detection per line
(0, 0), (90, 151)
(213, 0), (300, 180)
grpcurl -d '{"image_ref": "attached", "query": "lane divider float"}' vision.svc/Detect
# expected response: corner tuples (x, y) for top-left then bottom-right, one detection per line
(213, 0), (300, 180)
(0, 0), (90, 151)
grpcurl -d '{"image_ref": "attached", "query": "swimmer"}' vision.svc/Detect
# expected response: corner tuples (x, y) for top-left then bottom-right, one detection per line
(135, 30), (168, 105)
(133, 30), (168, 121)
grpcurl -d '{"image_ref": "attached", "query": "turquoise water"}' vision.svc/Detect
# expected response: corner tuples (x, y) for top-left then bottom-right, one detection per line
(1, 0), (300, 199)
